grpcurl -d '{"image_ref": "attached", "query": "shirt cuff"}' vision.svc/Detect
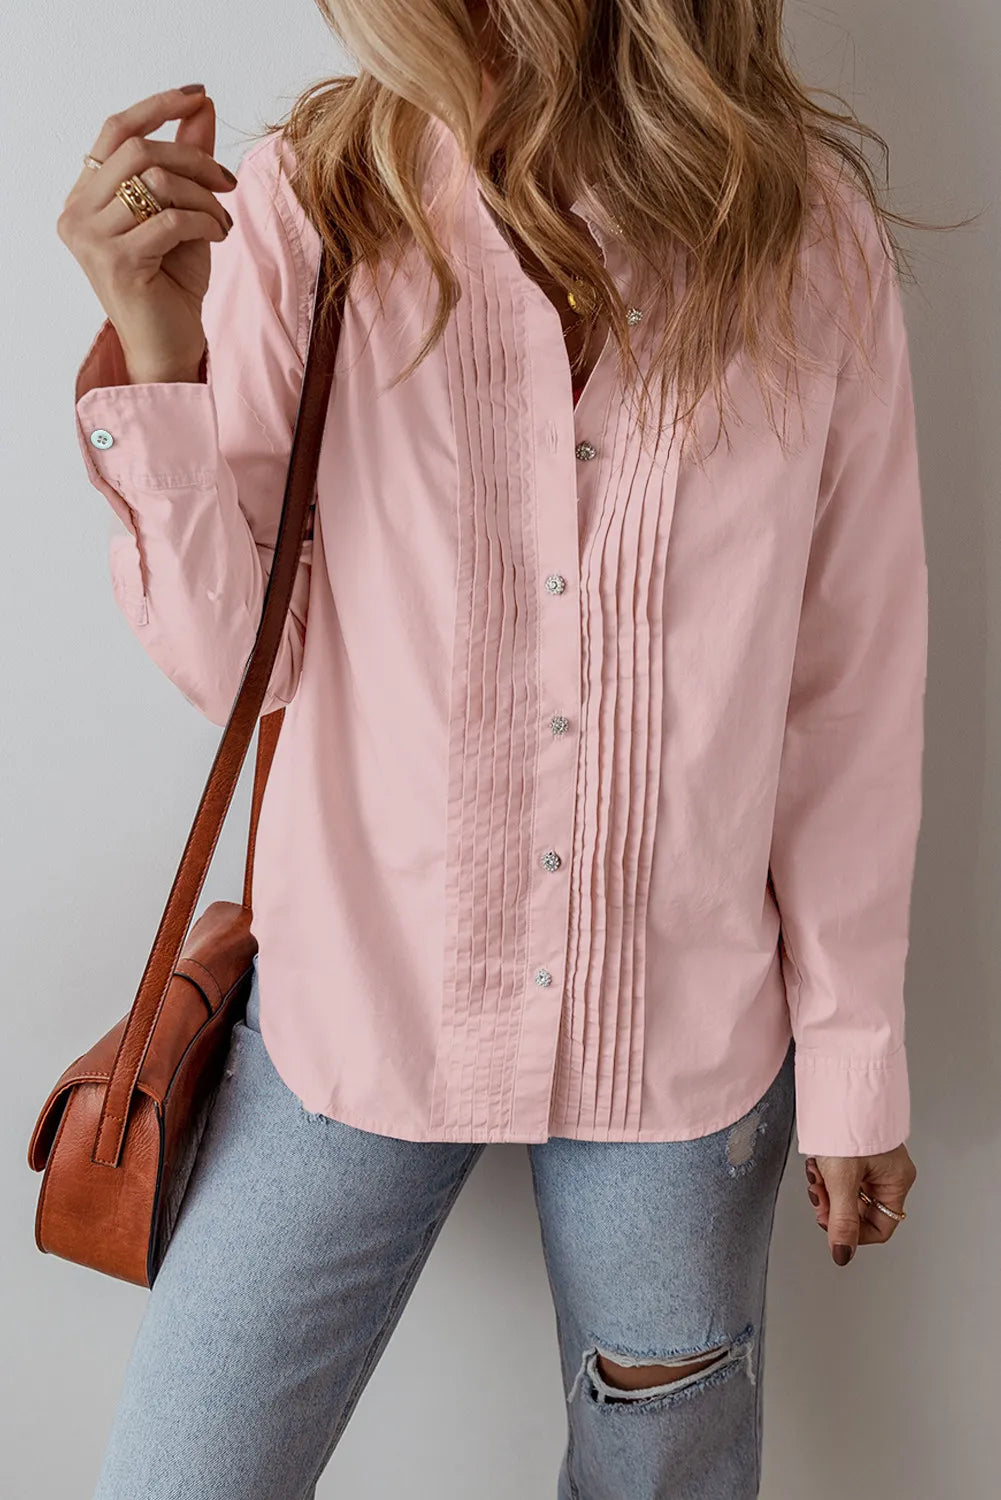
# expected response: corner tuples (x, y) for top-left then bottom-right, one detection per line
(75, 318), (217, 527)
(793, 1044), (910, 1158)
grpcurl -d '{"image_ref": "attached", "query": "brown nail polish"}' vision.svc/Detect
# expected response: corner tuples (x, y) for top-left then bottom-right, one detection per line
(223, 208), (233, 229)
(833, 1243), (854, 1266)
(220, 165), (238, 186)
(806, 1167), (818, 1184)
(808, 1190), (820, 1206)
(180, 83), (205, 94)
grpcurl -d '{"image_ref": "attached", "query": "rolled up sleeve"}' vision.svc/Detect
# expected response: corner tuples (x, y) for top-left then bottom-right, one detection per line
(769, 213), (929, 1158)
(73, 134), (316, 726)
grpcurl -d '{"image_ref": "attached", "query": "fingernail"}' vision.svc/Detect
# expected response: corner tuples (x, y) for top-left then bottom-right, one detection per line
(220, 165), (238, 185)
(808, 1190), (820, 1206)
(806, 1167), (818, 1184)
(833, 1243), (854, 1266)
(180, 83), (206, 94)
(223, 208), (233, 229)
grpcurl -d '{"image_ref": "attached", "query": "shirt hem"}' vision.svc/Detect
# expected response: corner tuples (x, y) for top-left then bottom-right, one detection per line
(257, 1032), (797, 1147)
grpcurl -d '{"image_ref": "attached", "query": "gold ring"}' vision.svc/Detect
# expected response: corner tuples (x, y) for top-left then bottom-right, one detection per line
(114, 174), (165, 224)
(857, 1187), (906, 1222)
(83, 153), (104, 171)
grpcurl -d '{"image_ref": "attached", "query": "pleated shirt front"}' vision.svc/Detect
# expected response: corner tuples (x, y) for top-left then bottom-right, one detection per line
(72, 119), (928, 1155)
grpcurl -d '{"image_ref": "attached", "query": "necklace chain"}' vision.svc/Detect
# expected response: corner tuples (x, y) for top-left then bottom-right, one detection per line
(487, 151), (598, 317)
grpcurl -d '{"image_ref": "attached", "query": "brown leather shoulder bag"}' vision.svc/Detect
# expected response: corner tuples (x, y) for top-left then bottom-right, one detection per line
(27, 241), (347, 1287)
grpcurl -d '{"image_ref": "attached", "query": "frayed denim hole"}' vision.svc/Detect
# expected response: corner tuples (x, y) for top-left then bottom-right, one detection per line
(575, 1327), (757, 1413)
(221, 1018), (251, 1079)
(298, 1100), (337, 1126)
(724, 1097), (770, 1177)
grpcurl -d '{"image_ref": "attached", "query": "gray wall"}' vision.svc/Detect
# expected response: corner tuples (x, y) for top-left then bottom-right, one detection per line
(3, 3), (997, 1495)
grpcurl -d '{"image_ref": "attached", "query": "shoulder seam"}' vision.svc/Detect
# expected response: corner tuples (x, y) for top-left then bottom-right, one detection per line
(238, 135), (319, 363)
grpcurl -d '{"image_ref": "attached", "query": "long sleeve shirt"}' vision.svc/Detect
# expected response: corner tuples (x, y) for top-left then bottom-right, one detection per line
(72, 118), (928, 1155)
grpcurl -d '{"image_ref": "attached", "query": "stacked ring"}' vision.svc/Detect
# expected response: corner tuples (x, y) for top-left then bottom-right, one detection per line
(82, 152), (164, 223)
(113, 174), (164, 223)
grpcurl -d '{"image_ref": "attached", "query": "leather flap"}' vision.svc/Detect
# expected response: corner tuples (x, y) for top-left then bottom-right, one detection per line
(28, 901), (258, 1172)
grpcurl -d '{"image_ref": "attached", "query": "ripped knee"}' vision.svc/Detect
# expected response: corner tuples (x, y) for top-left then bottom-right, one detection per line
(596, 1348), (725, 1393)
(572, 1325), (756, 1406)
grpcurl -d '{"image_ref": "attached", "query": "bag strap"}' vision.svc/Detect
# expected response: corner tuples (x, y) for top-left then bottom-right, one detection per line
(91, 242), (349, 1168)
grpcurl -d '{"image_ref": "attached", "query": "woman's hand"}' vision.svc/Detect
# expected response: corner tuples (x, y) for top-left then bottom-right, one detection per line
(804, 1146), (917, 1266)
(57, 84), (237, 385)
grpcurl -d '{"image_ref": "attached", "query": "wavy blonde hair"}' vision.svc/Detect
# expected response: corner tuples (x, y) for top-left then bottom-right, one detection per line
(253, 0), (961, 462)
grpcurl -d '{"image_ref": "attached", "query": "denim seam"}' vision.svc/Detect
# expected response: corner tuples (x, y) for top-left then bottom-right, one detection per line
(299, 1142), (485, 1498)
(528, 1149), (582, 1500)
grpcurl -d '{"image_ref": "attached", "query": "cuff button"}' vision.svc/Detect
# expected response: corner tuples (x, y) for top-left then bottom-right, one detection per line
(89, 429), (114, 450)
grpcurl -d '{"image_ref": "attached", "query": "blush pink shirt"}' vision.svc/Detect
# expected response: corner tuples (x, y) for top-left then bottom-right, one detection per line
(73, 121), (928, 1155)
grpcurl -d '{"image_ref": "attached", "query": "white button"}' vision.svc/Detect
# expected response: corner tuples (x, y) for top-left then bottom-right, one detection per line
(540, 850), (562, 873)
(545, 573), (567, 595)
(575, 440), (597, 461)
(89, 429), (114, 450)
(626, 306), (643, 325)
(550, 714), (570, 736)
(534, 968), (553, 988)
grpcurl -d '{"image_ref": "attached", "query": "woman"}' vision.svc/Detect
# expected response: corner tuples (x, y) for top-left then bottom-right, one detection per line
(61, 2), (927, 1495)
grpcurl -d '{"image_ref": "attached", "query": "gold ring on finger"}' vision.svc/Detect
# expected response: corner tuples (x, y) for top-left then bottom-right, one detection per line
(83, 153), (104, 171)
(857, 1187), (906, 1222)
(114, 174), (165, 225)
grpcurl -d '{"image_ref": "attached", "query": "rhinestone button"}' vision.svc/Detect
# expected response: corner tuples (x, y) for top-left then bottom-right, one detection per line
(89, 429), (114, 450)
(534, 968), (553, 988)
(626, 306), (643, 325)
(575, 440), (597, 461)
(545, 573), (567, 595)
(540, 849), (562, 873)
(550, 714), (570, 736)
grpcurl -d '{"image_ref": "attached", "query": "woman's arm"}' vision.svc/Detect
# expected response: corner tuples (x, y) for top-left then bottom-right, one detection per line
(74, 133), (317, 726)
(769, 208), (930, 1159)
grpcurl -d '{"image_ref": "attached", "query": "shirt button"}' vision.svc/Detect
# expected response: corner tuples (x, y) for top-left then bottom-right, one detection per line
(626, 306), (643, 325)
(550, 714), (570, 736)
(545, 573), (567, 595)
(89, 429), (114, 450)
(534, 968), (553, 988)
(540, 849), (562, 873)
(575, 440), (597, 461)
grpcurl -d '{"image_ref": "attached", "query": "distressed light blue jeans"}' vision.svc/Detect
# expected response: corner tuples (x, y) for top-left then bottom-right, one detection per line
(93, 953), (796, 1500)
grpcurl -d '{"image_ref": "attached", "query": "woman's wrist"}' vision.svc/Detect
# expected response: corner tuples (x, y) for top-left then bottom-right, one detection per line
(123, 358), (206, 385)
(122, 338), (208, 386)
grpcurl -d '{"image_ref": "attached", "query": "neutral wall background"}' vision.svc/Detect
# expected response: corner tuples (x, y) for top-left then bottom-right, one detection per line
(2, 3), (997, 1496)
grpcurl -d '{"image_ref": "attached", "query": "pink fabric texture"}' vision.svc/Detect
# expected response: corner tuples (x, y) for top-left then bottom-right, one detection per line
(73, 120), (928, 1154)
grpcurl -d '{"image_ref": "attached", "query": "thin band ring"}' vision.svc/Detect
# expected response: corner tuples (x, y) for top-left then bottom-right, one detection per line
(857, 1187), (906, 1223)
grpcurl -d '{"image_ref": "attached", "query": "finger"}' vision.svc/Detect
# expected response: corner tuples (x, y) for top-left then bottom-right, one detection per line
(804, 1157), (830, 1220)
(94, 165), (233, 240)
(811, 1184), (907, 1247)
(87, 86), (212, 176)
(112, 205), (231, 263)
(83, 134), (236, 219)
(857, 1180), (908, 1244)
(824, 1171), (865, 1266)
(174, 87), (216, 163)
(67, 87), (210, 204)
